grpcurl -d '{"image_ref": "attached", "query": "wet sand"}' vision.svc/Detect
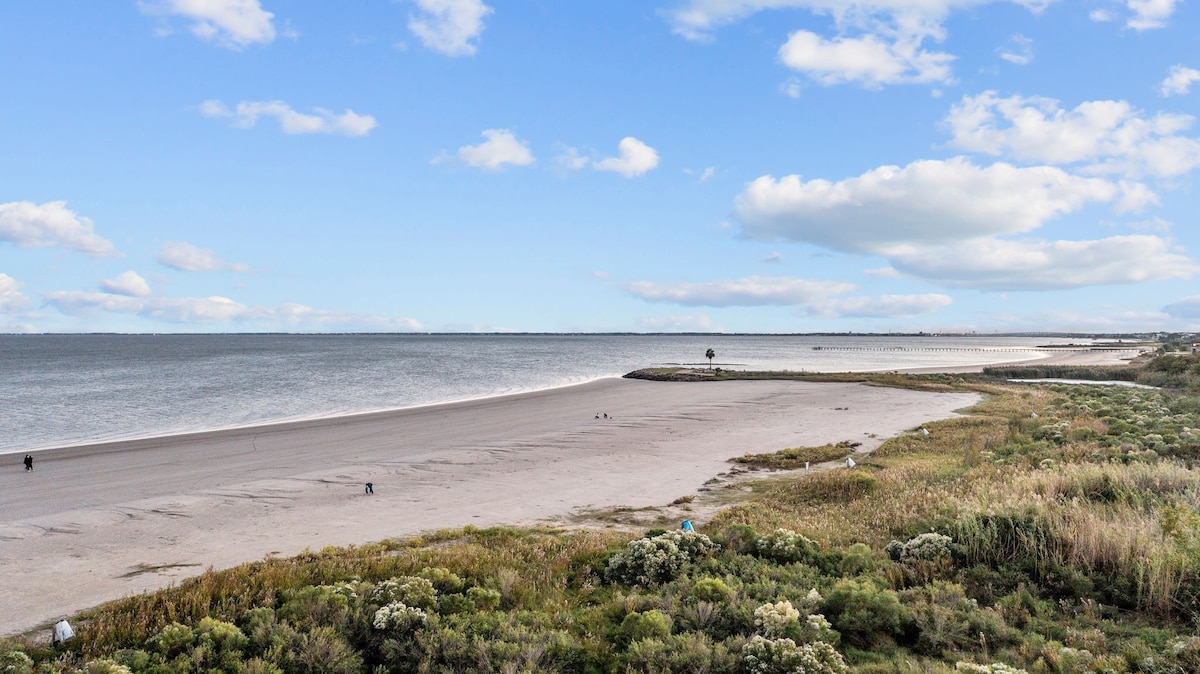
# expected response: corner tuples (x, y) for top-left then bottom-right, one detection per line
(0, 377), (980, 636)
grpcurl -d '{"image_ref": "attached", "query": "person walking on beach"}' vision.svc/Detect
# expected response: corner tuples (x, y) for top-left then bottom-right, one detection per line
(364, 482), (373, 494)
(23, 455), (33, 471)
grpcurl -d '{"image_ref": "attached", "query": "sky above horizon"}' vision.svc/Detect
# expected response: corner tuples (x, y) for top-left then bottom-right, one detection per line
(2, 1), (1199, 334)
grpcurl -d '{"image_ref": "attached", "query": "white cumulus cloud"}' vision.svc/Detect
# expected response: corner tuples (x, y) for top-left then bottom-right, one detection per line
(1126, 0), (1180, 30)
(1161, 65), (1200, 97)
(886, 235), (1197, 290)
(0, 201), (119, 258)
(409, 0), (492, 56)
(734, 157), (1128, 253)
(0, 273), (31, 312)
(157, 241), (250, 273)
(778, 30), (955, 87)
(456, 129), (535, 169)
(201, 100), (377, 136)
(140, 0), (276, 48)
(101, 271), (152, 298)
(944, 92), (1200, 178)
(595, 137), (660, 178)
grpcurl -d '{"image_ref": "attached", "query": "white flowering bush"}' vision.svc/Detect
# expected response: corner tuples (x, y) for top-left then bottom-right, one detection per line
(797, 614), (838, 646)
(755, 529), (819, 564)
(954, 662), (1028, 674)
(754, 601), (801, 638)
(0, 650), (33, 674)
(370, 576), (437, 609)
(606, 530), (717, 585)
(887, 532), (955, 563)
(372, 602), (428, 632)
(797, 588), (824, 615)
(741, 636), (848, 674)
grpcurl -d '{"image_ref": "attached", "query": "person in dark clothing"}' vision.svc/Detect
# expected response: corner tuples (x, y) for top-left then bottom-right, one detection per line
(365, 482), (373, 494)
(24, 455), (33, 471)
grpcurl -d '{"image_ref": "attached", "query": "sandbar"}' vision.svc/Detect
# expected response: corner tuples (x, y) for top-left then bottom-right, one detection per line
(0, 377), (978, 637)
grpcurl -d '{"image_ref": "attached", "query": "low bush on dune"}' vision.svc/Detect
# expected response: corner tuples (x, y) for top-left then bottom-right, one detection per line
(9, 375), (1200, 673)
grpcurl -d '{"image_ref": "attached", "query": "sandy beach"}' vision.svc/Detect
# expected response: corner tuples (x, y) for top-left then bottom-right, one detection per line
(0, 376), (983, 637)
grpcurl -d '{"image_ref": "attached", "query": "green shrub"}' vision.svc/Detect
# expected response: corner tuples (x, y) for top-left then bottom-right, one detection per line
(147, 623), (195, 657)
(465, 586), (501, 610)
(279, 586), (352, 629)
(620, 610), (673, 644)
(822, 578), (910, 649)
(692, 577), (733, 603)
(419, 567), (465, 594)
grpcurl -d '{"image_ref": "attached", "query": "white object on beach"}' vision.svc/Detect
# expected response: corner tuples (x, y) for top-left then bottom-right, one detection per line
(54, 620), (74, 643)
(805, 461), (810, 473)
(845, 457), (856, 468)
(920, 427), (930, 436)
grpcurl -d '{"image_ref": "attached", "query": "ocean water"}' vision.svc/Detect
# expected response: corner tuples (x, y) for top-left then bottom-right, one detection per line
(1, 333), (1082, 453)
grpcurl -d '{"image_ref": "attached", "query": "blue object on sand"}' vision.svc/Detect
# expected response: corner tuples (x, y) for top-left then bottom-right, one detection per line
(681, 520), (694, 531)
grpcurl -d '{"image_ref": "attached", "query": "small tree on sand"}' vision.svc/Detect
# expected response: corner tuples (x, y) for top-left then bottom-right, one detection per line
(706, 348), (715, 369)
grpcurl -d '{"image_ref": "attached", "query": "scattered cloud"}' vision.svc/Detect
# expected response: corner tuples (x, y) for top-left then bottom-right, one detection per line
(814, 293), (952, 318)
(778, 30), (955, 88)
(200, 100), (378, 136)
(157, 241), (251, 273)
(0, 273), (31, 312)
(998, 34), (1033, 65)
(0, 201), (120, 258)
(589, 271), (611, 279)
(139, 0), (276, 49)
(735, 157), (1135, 254)
(556, 145), (591, 171)
(100, 271), (152, 298)
(1163, 295), (1200, 319)
(944, 92), (1200, 178)
(43, 290), (424, 330)
(662, 1), (1056, 43)
(1089, 8), (1116, 21)
(779, 77), (803, 98)
(625, 276), (855, 306)
(595, 137), (660, 177)
(763, 251), (784, 263)
(626, 273), (950, 318)
(637, 313), (721, 332)
(1162, 65), (1200, 97)
(456, 129), (535, 169)
(886, 235), (1198, 290)
(408, 0), (493, 56)
(1126, 0), (1180, 30)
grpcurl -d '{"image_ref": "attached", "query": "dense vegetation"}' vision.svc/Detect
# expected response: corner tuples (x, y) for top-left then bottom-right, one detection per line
(5, 355), (1200, 673)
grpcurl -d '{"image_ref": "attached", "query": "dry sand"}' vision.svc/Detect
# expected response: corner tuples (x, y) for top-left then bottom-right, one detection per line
(0, 377), (981, 637)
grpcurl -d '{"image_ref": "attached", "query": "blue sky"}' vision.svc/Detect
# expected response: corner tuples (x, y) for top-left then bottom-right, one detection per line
(1, 0), (1198, 334)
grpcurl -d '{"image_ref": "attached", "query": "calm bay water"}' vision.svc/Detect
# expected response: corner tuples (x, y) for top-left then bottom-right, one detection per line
(1, 333), (1076, 453)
